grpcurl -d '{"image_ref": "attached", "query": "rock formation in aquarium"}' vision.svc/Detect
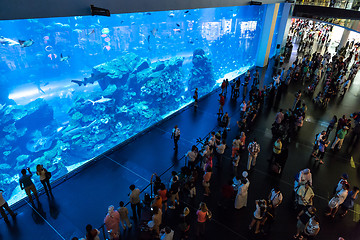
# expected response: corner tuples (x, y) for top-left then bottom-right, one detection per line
(188, 48), (216, 94)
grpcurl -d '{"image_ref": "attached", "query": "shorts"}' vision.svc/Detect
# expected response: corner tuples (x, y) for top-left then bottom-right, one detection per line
(202, 181), (210, 188)
(25, 184), (37, 196)
(171, 192), (179, 202)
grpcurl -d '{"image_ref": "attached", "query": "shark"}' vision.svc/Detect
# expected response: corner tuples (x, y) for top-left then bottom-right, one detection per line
(19, 39), (34, 48)
(87, 96), (112, 105)
(0, 36), (20, 46)
(62, 120), (97, 138)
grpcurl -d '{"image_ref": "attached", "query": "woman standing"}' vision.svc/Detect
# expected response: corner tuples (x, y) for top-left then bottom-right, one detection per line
(232, 136), (241, 158)
(239, 132), (246, 152)
(85, 224), (100, 240)
(249, 200), (267, 234)
(234, 171), (250, 209)
(36, 164), (52, 196)
(157, 183), (168, 212)
(104, 205), (120, 240)
(150, 206), (162, 237)
(179, 207), (191, 239)
(203, 166), (212, 196)
(196, 202), (211, 238)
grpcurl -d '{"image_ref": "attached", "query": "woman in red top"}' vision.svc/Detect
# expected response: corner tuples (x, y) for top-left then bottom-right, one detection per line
(157, 183), (168, 211)
(196, 202), (209, 238)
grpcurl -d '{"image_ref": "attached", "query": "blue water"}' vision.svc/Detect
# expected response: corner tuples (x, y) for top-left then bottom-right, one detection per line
(0, 5), (269, 204)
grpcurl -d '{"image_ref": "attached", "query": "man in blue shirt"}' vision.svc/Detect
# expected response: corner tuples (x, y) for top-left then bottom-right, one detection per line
(19, 168), (39, 203)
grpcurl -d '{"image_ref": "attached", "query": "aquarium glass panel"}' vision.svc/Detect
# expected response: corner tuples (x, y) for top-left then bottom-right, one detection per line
(0, 5), (265, 205)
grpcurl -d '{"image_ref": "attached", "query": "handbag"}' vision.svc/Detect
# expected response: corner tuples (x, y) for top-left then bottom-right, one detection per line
(328, 196), (340, 208)
(206, 210), (212, 220)
(45, 170), (52, 180)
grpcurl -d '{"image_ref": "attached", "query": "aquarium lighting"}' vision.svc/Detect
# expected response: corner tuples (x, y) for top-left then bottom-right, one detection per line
(9, 89), (39, 100)
(249, 1), (262, 5)
(91, 5), (110, 17)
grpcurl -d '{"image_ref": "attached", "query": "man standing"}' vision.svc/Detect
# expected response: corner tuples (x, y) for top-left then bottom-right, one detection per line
(296, 181), (314, 209)
(292, 90), (302, 111)
(129, 184), (141, 220)
(171, 125), (180, 150)
(215, 139), (226, 168)
(268, 187), (283, 209)
(247, 138), (261, 170)
(240, 100), (247, 119)
(253, 69), (260, 87)
(218, 93), (225, 116)
(0, 189), (17, 223)
(193, 88), (198, 109)
(243, 75), (250, 100)
(331, 126), (349, 150)
(274, 109), (284, 126)
(19, 167), (39, 203)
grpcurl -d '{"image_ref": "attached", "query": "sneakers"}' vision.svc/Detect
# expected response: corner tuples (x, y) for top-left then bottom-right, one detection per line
(169, 205), (176, 209)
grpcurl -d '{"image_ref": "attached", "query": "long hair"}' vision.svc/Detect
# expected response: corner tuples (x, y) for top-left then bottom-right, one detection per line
(85, 224), (95, 240)
(200, 202), (208, 212)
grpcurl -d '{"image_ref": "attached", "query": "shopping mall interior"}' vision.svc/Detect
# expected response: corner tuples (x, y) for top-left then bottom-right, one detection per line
(0, 0), (360, 240)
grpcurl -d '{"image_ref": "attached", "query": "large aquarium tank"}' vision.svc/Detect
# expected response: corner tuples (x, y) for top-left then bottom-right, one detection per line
(0, 5), (270, 205)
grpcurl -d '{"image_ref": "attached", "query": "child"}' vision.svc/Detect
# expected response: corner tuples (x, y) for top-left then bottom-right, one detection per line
(117, 201), (132, 230)
(160, 226), (174, 240)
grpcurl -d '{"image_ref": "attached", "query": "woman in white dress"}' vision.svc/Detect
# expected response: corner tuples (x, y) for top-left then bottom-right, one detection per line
(235, 172), (250, 209)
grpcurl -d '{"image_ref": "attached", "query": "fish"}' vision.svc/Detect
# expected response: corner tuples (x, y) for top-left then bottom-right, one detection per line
(60, 53), (70, 61)
(54, 22), (70, 28)
(71, 79), (87, 86)
(168, 12), (175, 17)
(185, 10), (189, 13)
(151, 28), (157, 37)
(19, 39), (34, 48)
(26, 135), (55, 153)
(86, 29), (95, 36)
(147, 35), (151, 43)
(0, 37), (20, 46)
(176, 23), (180, 27)
(62, 120), (97, 137)
(87, 96), (112, 105)
(144, 12), (151, 15)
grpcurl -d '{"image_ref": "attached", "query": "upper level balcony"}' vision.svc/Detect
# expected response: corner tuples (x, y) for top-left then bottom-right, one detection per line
(296, 0), (360, 10)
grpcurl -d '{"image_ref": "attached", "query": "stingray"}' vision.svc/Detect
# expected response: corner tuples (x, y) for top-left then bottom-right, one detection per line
(26, 135), (54, 153)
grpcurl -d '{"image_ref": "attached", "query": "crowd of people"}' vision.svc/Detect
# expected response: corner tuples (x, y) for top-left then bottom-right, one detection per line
(87, 23), (360, 239)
